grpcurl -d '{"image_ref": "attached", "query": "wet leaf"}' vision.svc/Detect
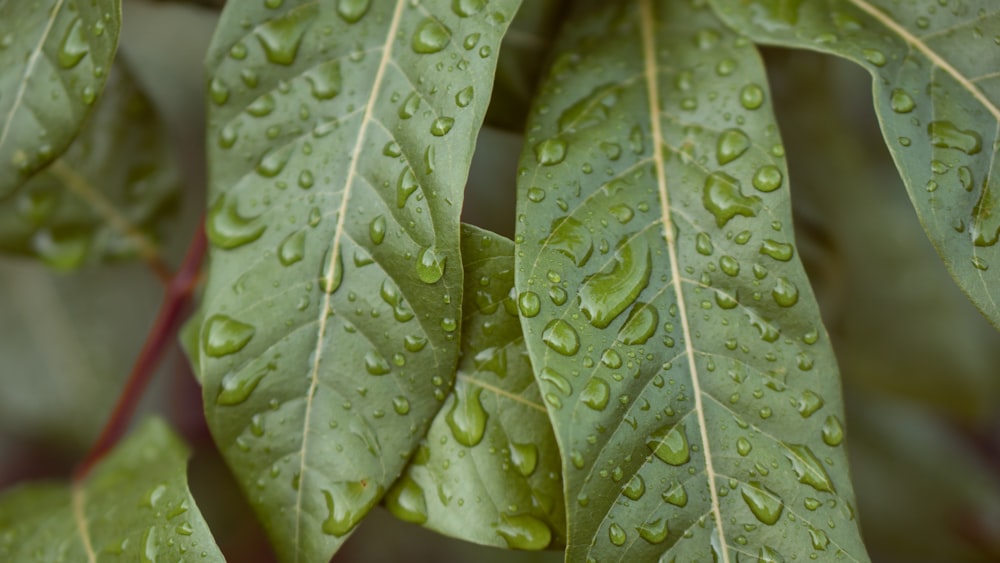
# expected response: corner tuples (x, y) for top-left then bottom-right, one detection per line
(708, 0), (1000, 328)
(515, 1), (867, 560)
(388, 224), (565, 550)
(198, 1), (520, 561)
(0, 0), (121, 196)
(0, 62), (179, 270)
(0, 418), (223, 562)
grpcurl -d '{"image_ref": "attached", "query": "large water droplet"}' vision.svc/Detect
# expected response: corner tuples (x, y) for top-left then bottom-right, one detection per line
(305, 60), (343, 100)
(579, 238), (651, 328)
(741, 481), (783, 525)
(541, 320), (580, 356)
(455, 86), (474, 107)
(740, 84), (764, 109)
(510, 442), (538, 477)
(928, 121), (982, 155)
(796, 390), (824, 417)
(547, 216), (593, 267)
(321, 482), (382, 536)
(518, 291), (541, 317)
(496, 514), (552, 550)
(759, 239), (793, 261)
(217, 363), (274, 405)
(662, 480), (688, 507)
(581, 377), (610, 411)
(771, 277), (799, 307)
(384, 474), (427, 524)
(608, 523), (627, 546)
(256, 144), (294, 177)
(203, 314), (255, 357)
(412, 17), (451, 54)
(623, 474), (645, 500)
(637, 517), (669, 544)
(890, 88), (915, 113)
(752, 165), (783, 192)
(206, 194), (266, 249)
(58, 18), (88, 68)
(446, 383), (488, 446)
(278, 230), (306, 265)
(255, 8), (311, 65)
(337, 0), (371, 23)
(369, 215), (386, 245)
(618, 303), (657, 345)
(784, 443), (836, 493)
(647, 424), (690, 466)
(539, 366), (572, 396)
(703, 172), (761, 227)
(534, 138), (567, 166)
(320, 248), (343, 294)
(717, 128), (751, 165)
(452, 0), (486, 17)
(364, 350), (391, 375)
(416, 246), (446, 284)
(822, 415), (844, 446)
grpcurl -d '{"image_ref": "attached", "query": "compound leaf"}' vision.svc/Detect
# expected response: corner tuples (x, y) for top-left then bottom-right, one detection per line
(707, 0), (1000, 327)
(387, 224), (565, 550)
(515, 1), (868, 560)
(0, 0), (121, 196)
(0, 418), (223, 562)
(199, 1), (520, 561)
(0, 62), (179, 270)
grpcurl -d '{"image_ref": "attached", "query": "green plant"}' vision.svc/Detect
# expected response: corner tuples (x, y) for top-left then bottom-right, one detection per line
(2, 0), (999, 561)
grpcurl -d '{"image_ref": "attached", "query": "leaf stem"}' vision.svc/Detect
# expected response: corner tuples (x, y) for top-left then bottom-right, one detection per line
(73, 219), (206, 481)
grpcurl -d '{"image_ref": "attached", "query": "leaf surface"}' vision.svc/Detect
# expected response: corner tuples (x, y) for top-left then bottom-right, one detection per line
(0, 0), (121, 196)
(0, 62), (178, 269)
(708, 0), (1000, 327)
(387, 224), (565, 550)
(199, 1), (519, 561)
(0, 418), (223, 562)
(515, 1), (868, 560)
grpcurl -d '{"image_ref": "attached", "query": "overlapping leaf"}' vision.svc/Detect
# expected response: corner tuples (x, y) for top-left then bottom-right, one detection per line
(199, 1), (520, 561)
(387, 224), (565, 550)
(0, 0), (121, 196)
(0, 418), (223, 562)
(515, 0), (867, 560)
(0, 62), (178, 270)
(708, 0), (1000, 328)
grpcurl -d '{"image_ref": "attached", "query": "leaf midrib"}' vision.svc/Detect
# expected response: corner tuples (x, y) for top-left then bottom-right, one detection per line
(638, 1), (729, 562)
(293, 1), (407, 558)
(847, 0), (1000, 120)
(70, 484), (96, 563)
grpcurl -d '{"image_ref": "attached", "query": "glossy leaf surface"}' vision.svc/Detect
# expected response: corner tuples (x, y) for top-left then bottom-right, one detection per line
(0, 418), (223, 562)
(0, 0), (121, 196)
(0, 63), (178, 269)
(515, 1), (867, 560)
(199, 1), (520, 561)
(388, 225), (565, 550)
(708, 0), (1000, 327)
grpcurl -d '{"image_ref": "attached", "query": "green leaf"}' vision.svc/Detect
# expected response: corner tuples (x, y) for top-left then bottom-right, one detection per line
(387, 224), (565, 550)
(0, 418), (224, 562)
(707, 1), (1000, 328)
(199, 1), (520, 561)
(0, 62), (179, 270)
(0, 0), (121, 196)
(515, 1), (867, 560)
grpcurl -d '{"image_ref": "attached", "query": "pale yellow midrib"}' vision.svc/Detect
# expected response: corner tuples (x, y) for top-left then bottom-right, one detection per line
(847, 0), (1000, 121)
(292, 1), (407, 558)
(458, 372), (547, 413)
(638, 1), (729, 562)
(0, 0), (68, 152)
(71, 485), (97, 563)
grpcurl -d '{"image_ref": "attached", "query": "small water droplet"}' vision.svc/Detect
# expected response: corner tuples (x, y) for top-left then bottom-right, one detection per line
(740, 84), (764, 110)
(890, 88), (915, 113)
(581, 377), (610, 411)
(862, 48), (887, 66)
(623, 474), (645, 500)
(455, 86), (474, 107)
(510, 442), (538, 477)
(608, 523), (627, 546)
(58, 18), (88, 68)
(534, 138), (567, 166)
(541, 320), (580, 356)
(752, 165), (783, 192)
(369, 215), (386, 245)
(638, 517), (669, 544)
(771, 277), (799, 307)
(430, 116), (455, 136)
(717, 128), (751, 165)
(365, 350), (391, 375)
(278, 230), (306, 265)
(822, 415), (844, 446)
(337, 0), (371, 23)
(416, 246), (446, 284)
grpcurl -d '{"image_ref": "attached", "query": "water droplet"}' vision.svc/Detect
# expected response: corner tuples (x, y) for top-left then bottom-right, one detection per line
(608, 523), (627, 546)
(305, 60), (342, 100)
(58, 18), (88, 68)
(696, 232), (714, 256)
(416, 246), (446, 284)
(207, 194), (267, 250)
(618, 303), (657, 345)
(510, 442), (538, 477)
(256, 144), (294, 177)
(759, 239), (793, 261)
(971, 256), (989, 271)
(601, 349), (622, 368)
(638, 517), (669, 544)
(455, 86), (474, 107)
(647, 424), (690, 466)
(496, 514), (551, 550)
(862, 48), (887, 66)
(412, 17), (451, 54)
(797, 390), (824, 417)
(365, 350), (391, 375)
(737, 437), (752, 456)
(717, 128), (751, 165)
(542, 320), (580, 356)
(772, 277), (799, 307)
(784, 443), (836, 493)
(890, 88), (915, 113)
(720, 255), (740, 276)
(430, 116), (455, 136)
(623, 474), (645, 500)
(203, 314), (255, 357)
(547, 216), (593, 267)
(662, 480), (688, 507)
(385, 474), (427, 524)
(822, 415), (844, 446)
(758, 546), (785, 562)
(752, 165), (783, 192)
(741, 481), (783, 525)
(217, 363), (273, 405)
(396, 167), (419, 208)
(703, 172), (761, 227)
(399, 92), (421, 119)
(579, 238), (651, 328)
(534, 138), (567, 166)
(319, 249), (343, 294)
(740, 84), (764, 110)
(581, 377), (610, 411)
(337, 0), (371, 23)
(321, 482), (382, 536)
(369, 215), (386, 245)
(446, 383), (488, 446)
(278, 230), (306, 265)
(928, 121), (982, 154)
(392, 395), (410, 415)
(255, 8), (311, 65)
(518, 292), (541, 317)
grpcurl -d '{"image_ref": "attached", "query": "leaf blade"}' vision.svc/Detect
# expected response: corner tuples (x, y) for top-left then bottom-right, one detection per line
(199, 2), (520, 561)
(707, 0), (1000, 327)
(515, 1), (868, 560)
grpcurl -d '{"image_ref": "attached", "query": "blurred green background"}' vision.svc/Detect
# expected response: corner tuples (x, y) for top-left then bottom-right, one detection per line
(1, 1), (999, 561)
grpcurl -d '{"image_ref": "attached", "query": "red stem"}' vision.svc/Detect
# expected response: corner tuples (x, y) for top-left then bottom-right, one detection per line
(73, 221), (207, 481)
